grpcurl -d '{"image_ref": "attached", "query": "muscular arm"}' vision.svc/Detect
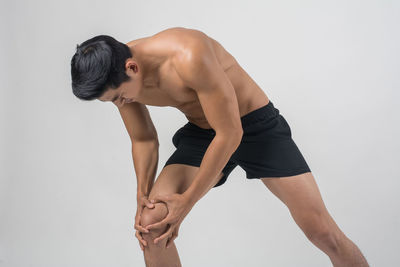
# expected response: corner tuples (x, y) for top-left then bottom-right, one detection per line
(174, 31), (243, 204)
(116, 102), (159, 196)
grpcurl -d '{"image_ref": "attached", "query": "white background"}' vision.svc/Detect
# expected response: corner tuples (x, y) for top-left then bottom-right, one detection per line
(1, 0), (399, 266)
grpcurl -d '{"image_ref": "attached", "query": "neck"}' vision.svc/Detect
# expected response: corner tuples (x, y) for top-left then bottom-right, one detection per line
(129, 40), (164, 89)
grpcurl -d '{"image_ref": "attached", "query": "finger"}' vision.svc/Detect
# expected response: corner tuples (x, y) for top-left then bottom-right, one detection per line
(145, 217), (171, 230)
(135, 230), (148, 247)
(135, 207), (143, 227)
(139, 231), (148, 247)
(134, 216), (148, 233)
(143, 198), (155, 209)
(150, 194), (168, 204)
(154, 225), (173, 244)
(135, 223), (150, 234)
(166, 229), (178, 248)
(166, 234), (174, 248)
(135, 231), (146, 246)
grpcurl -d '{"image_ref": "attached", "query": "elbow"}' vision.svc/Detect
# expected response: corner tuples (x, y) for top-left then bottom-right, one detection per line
(217, 128), (243, 146)
(229, 131), (243, 151)
(232, 128), (243, 141)
(233, 129), (243, 145)
(131, 138), (160, 147)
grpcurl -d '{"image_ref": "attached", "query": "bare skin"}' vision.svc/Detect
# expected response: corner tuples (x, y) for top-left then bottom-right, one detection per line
(99, 27), (269, 128)
(98, 27), (369, 266)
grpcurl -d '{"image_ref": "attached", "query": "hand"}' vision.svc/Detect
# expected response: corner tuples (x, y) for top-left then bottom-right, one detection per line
(145, 193), (194, 248)
(134, 194), (155, 251)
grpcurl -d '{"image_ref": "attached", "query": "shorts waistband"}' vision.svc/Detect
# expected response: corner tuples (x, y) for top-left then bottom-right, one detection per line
(240, 100), (279, 128)
(186, 100), (279, 132)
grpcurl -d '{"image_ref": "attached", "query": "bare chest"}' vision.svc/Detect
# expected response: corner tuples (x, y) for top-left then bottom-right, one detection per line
(137, 64), (207, 122)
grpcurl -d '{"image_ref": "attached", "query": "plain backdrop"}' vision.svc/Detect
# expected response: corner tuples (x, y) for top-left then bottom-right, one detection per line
(1, 0), (399, 266)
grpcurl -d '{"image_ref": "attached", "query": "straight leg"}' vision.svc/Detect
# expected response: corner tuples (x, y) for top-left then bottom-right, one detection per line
(260, 172), (369, 266)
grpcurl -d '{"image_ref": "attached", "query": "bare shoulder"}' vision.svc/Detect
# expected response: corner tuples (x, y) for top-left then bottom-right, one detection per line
(116, 102), (158, 142)
(154, 26), (210, 41)
(167, 30), (219, 86)
(153, 27), (213, 54)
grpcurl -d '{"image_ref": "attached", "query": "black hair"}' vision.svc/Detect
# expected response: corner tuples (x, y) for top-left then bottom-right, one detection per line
(71, 35), (133, 100)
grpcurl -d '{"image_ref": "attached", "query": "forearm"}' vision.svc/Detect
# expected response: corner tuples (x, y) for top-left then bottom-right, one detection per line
(131, 139), (159, 196)
(182, 132), (242, 204)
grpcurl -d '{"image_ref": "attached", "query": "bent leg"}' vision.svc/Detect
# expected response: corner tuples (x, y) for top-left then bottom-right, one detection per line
(261, 172), (369, 266)
(140, 202), (178, 267)
(138, 163), (224, 267)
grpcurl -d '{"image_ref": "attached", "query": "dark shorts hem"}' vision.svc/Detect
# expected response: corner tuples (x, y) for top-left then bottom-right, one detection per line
(245, 167), (312, 179)
(164, 161), (200, 168)
(163, 161), (233, 189)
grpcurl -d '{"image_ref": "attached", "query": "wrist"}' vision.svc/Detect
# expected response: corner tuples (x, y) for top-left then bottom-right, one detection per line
(182, 190), (198, 206)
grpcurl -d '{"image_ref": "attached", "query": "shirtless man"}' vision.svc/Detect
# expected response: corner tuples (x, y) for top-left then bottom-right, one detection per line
(71, 27), (369, 267)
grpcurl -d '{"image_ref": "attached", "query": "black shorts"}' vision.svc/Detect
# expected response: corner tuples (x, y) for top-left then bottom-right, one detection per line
(164, 100), (311, 188)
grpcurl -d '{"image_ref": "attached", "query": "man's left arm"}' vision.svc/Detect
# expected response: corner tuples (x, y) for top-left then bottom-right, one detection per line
(175, 40), (243, 205)
(144, 35), (243, 247)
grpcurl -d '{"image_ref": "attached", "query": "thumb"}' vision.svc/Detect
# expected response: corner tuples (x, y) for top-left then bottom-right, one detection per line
(144, 198), (155, 208)
(150, 194), (167, 203)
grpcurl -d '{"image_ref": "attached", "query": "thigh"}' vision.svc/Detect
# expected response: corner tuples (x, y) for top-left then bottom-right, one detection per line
(261, 172), (343, 241)
(260, 172), (329, 219)
(148, 163), (224, 200)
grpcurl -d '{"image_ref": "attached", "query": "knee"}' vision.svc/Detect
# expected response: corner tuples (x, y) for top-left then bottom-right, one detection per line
(307, 225), (339, 252)
(296, 211), (340, 252)
(140, 202), (169, 236)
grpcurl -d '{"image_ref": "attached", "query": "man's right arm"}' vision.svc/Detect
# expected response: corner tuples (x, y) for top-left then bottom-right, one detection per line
(116, 102), (159, 197)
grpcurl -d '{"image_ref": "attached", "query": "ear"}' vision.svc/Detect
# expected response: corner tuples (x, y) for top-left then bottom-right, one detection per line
(126, 60), (138, 72)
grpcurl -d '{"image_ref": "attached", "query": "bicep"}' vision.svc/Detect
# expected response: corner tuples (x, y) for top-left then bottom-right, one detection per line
(196, 69), (242, 134)
(116, 102), (158, 142)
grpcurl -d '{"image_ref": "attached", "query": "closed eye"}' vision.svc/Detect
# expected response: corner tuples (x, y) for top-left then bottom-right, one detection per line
(111, 95), (119, 103)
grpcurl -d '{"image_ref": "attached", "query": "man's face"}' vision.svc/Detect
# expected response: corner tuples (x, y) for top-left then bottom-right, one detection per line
(98, 83), (135, 108)
(98, 60), (142, 107)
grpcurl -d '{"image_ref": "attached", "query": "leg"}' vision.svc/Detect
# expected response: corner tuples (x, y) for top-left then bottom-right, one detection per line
(260, 172), (369, 267)
(139, 163), (224, 267)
